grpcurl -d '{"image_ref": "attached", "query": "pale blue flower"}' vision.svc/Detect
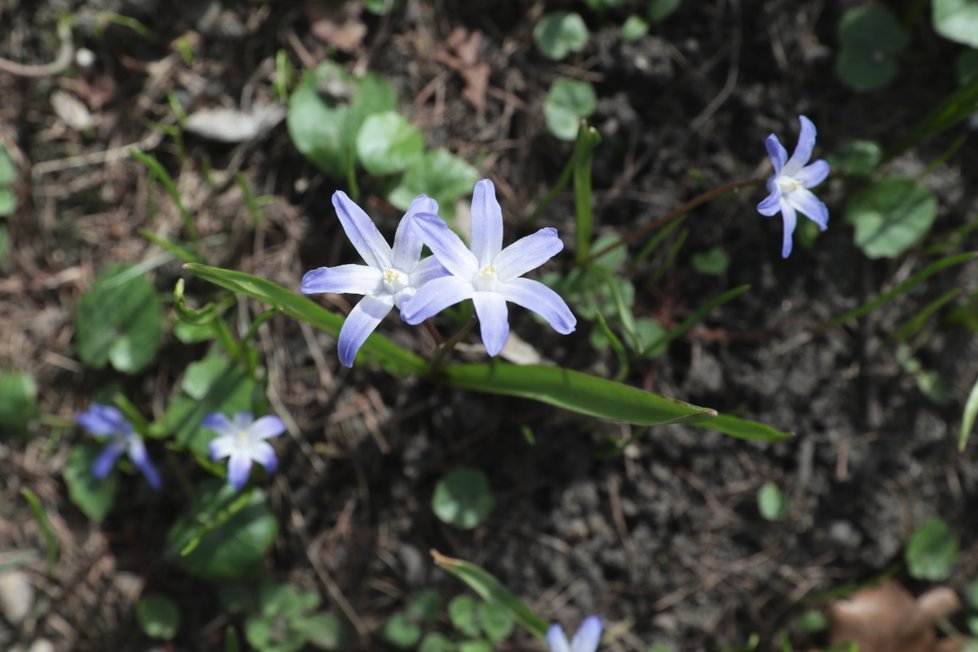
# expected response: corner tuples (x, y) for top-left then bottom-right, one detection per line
(202, 411), (285, 490)
(401, 179), (576, 356)
(756, 115), (830, 258)
(301, 191), (447, 367)
(77, 404), (162, 490)
(547, 616), (603, 652)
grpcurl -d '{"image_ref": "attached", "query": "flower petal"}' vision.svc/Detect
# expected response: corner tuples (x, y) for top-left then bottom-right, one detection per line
(337, 294), (394, 367)
(209, 435), (236, 461)
(202, 412), (236, 437)
(765, 134), (787, 174)
(499, 278), (576, 334)
(413, 213), (479, 278)
(248, 415), (285, 440)
(471, 179), (504, 266)
(77, 404), (128, 436)
(784, 114), (816, 175)
(408, 256), (448, 288)
(400, 276), (475, 324)
(233, 412), (254, 430)
(301, 264), (382, 296)
(227, 452), (253, 490)
(546, 625), (572, 652)
(250, 441), (278, 473)
(756, 188), (782, 217)
(92, 443), (124, 479)
(332, 190), (393, 269)
(392, 194), (439, 271)
(473, 291), (510, 356)
(786, 188), (829, 231)
(571, 616), (603, 652)
(795, 159), (829, 188)
(780, 201), (798, 259)
(493, 227), (564, 282)
(128, 439), (162, 491)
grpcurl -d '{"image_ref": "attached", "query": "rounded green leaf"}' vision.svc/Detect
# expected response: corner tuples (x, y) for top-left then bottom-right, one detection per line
(828, 139), (883, 178)
(0, 371), (38, 434)
(75, 264), (163, 374)
(0, 145), (16, 186)
(449, 595), (481, 637)
(757, 481), (788, 521)
(835, 5), (911, 92)
(648, 0), (681, 22)
(381, 612), (422, 649)
(386, 148), (479, 219)
(166, 481), (278, 582)
(478, 601), (515, 643)
(905, 516), (958, 580)
(301, 612), (344, 650)
(64, 444), (118, 521)
(459, 641), (491, 652)
(933, 0), (978, 48)
(544, 79), (597, 141)
(432, 468), (495, 530)
(136, 594), (181, 640)
(620, 16), (649, 42)
(419, 633), (455, 652)
(691, 247), (730, 276)
(845, 178), (938, 259)
(533, 12), (589, 61)
(0, 189), (15, 217)
(355, 111), (424, 176)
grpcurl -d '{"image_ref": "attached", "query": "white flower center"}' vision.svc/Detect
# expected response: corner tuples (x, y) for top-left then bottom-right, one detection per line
(777, 174), (803, 195)
(473, 265), (498, 292)
(382, 267), (409, 294)
(236, 429), (250, 447)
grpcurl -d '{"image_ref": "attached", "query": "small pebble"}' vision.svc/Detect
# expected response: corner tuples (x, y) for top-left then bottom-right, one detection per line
(0, 571), (34, 625)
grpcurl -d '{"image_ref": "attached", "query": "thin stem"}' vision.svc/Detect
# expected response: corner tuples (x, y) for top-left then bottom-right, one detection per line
(423, 319), (444, 346)
(427, 316), (477, 374)
(584, 177), (764, 265)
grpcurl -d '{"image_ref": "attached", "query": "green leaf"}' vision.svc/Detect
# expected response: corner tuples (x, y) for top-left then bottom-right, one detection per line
(648, 0), (681, 22)
(449, 595), (482, 637)
(167, 481), (277, 582)
(691, 247), (730, 275)
(933, 0), (978, 48)
(381, 612), (422, 649)
(757, 481), (788, 521)
(959, 371), (978, 451)
(419, 633), (455, 652)
(835, 5), (910, 92)
(544, 79), (597, 141)
(706, 414), (792, 442)
(301, 612), (344, 650)
(0, 224), (8, 265)
(355, 111), (424, 176)
(0, 371), (38, 434)
(0, 189), (15, 217)
(794, 610), (828, 633)
(479, 601), (515, 642)
(136, 594), (182, 640)
(533, 12), (589, 61)
(433, 550), (549, 640)
(75, 264), (163, 374)
(966, 578), (978, 609)
(905, 517), (958, 580)
(433, 468), (495, 530)
(182, 264), (425, 375)
(0, 145), (16, 185)
(620, 16), (649, 42)
(459, 641), (491, 652)
(406, 588), (440, 624)
(287, 61), (396, 177)
(845, 178), (938, 259)
(957, 50), (978, 85)
(387, 148), (479, 220)
(64, 444), (118, 521)
(828, 140), (883, 178)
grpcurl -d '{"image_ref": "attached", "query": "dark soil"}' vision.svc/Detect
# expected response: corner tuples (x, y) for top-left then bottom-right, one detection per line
(2, 0), (977, 651)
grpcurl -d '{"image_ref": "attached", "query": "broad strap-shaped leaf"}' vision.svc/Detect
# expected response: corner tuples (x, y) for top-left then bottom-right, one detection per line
(183, 264), (426, 375)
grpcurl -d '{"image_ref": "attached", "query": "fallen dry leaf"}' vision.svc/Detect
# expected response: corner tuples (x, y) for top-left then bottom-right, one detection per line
(435, 27), (490, 115)
(305, 0), (366, 53)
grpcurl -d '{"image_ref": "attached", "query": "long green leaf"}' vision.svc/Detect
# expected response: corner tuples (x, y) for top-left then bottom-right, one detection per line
(959, 373), (978, 451)
(644, 284), (750, 355)
(890, 73), (978, 158)
(707, 413), (791, 442)
(182, 264), (426, 375)
(440, 362), (716, 426)
(573, 124), (600, 264)
(432, 550), (549, 640)
(21, 488), (58, 573)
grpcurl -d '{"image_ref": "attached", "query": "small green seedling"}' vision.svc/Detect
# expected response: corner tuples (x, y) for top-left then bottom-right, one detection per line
(432, 468), (495, 530)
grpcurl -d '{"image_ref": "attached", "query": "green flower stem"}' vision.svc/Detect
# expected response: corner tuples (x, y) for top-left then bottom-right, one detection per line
(427, 315), (477, 374)
(584, 177), (764, 265)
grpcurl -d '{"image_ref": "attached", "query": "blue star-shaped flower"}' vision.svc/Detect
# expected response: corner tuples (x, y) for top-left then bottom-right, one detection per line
(547, 616), (603, 652)
(202, 411), (285, 490)
(756, 115), (830, 258)
(77, 404), (162, 490)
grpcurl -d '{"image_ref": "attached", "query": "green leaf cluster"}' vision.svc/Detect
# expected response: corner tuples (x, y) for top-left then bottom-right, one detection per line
(835, 5), (911, 92)
(244, 582), (343, 652)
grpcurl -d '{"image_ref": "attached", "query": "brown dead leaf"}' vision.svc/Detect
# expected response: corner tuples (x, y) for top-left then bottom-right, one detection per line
(305, 0), (366, 53)
(828, 580), (962, 652)
(435, 27), (490, 115)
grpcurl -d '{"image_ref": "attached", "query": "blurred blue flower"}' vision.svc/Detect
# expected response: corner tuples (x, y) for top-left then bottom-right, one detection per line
(547, 616), (603, 652)
(401, 179), (576, 356)
(757, 115), (830, 258)
(202, 411), (285, 490)
(77, 404), (162, 490)
(301, 191), (447, 367)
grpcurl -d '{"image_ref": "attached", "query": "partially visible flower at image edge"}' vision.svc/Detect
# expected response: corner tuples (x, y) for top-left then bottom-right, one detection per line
(77, 404), (162, 490)
(756, 114), (830, 258)
(547, 616), (603, 652)
(202, 411), (285, 490)
(301, 191), (446, 367)
(401, 178), (576, 356)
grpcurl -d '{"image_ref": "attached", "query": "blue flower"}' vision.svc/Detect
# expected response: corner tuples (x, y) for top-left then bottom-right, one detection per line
(756, 115), (830, 258)
(547, 616), (603, 652)
(202, 411), (285, 490)
(301, 191), (447, 367)
(401, 179), (576, 356)
(77, 404), (162, 490)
